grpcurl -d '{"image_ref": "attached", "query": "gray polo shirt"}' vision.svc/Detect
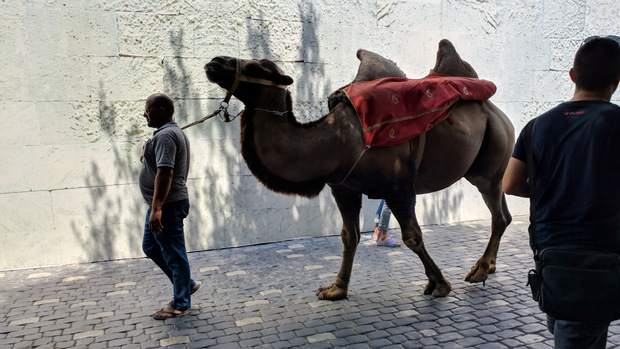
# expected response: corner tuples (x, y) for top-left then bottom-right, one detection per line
(139, 122), (190, 205)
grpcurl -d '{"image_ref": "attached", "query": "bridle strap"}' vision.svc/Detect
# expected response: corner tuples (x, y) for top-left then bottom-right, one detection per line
(221, 62), (243, 105)
(224, 61), (288, 102)
(237, 75), (288, 89)
(182, 59), (289, 129)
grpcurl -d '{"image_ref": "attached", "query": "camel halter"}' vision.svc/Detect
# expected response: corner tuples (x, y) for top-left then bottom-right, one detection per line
(182, 61), (289, 130)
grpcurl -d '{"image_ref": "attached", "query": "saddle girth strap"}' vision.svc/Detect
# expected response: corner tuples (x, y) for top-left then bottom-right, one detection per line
(415, 133), (426, 170)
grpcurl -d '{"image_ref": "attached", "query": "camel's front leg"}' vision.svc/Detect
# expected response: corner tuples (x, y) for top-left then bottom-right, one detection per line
(464, 182), (511, 283)
(316, 187), (362, 300)
(388, 195), (452, 297)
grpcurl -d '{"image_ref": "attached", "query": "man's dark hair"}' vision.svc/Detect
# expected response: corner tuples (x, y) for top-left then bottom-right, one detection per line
(150, 94), (175, 115)
(573, 37), (620, 92)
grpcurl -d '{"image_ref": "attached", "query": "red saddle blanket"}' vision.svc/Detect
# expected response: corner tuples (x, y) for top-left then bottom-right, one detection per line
(337, 74), (497, 147)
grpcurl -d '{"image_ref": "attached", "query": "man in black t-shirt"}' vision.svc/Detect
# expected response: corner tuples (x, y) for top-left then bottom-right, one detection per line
(503, 36), (620, 348)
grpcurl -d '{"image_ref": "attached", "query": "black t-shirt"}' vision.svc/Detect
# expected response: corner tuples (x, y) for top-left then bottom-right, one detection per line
(513, 100), (620, 252)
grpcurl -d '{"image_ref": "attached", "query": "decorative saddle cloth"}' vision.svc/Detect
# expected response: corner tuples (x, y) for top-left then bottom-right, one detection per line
(336, 74), (497, 147)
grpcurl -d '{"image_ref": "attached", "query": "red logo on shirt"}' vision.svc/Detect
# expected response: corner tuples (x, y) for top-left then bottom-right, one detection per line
(564, 110), (585, 116)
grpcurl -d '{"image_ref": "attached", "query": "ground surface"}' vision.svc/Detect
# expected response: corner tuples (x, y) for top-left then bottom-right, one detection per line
(2, 216), (620, 348)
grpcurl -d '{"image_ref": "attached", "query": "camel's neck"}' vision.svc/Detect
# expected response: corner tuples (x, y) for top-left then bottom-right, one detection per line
(242, 86), (292, 114)
(238, 88), (354, 196)
(243, 107), (335, 179)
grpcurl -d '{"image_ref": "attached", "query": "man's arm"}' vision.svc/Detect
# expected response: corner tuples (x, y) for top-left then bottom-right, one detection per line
(149, 167), (174, 234)
(502, 157), (529, 198)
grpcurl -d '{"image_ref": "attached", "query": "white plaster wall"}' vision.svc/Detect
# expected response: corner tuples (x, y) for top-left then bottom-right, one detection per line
(1, 0), (619, 270)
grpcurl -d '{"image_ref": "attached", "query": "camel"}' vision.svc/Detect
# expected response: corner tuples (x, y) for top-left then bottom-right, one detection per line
(204, 39), (514, 300)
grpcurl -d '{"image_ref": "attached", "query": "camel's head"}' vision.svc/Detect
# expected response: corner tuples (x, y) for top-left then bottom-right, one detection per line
(431, 39), (478, 78)
(205, 56), (294, 91)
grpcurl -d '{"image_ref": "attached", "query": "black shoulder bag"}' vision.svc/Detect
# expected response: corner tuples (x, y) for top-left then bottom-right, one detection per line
(524, 120), (620, 322)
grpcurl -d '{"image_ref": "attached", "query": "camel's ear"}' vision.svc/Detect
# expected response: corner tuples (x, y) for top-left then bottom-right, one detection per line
(276, 74), (294, 85)
(256, 59), (294, 85)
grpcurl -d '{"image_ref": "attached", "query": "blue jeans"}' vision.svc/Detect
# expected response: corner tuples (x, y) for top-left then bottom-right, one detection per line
(547, 315), (609, 349)
(142, 199), (194, 311)
(375, 200), (392, 230)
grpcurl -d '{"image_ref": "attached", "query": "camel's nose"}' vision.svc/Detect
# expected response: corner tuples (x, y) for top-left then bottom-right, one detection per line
(205, 56), (232, 71)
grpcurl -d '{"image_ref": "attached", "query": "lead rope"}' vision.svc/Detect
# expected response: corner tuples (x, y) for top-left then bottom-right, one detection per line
(181, 108), (221, 130)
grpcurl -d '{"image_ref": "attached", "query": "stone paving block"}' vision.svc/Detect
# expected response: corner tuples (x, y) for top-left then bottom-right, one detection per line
(187, 339), (218, 348)
(23, 333), (42, 341)
(259, 326), (280, 337)
(480, 333), (505, 343)
(344, 334), (371, 344)
(120, 344), (141, 349)
(107, 337), (132, 347)
(455, 335), (487, 347)
(460, 328), (483, 338)
(239, 338), (263, 347)
(88, 343), (106, 349)
(6, 328), (40, 339)
(159, 336), (190, 346)
(11, 341), (34, 349)
(223, 326), (242, 336)
(8, 317), (39, 326)
(436, 331), (465, 343)
(136, 340), (161, 349)
(74, 337), (96, 346)
(269, 340), (291, 349)
(518, 333), (548, 345)
(31, 337), (53, 347)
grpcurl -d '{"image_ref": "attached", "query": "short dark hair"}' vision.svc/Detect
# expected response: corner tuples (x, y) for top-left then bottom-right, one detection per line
(573, 37), (620, 92)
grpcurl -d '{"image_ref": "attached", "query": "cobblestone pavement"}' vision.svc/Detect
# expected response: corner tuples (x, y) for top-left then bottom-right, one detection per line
(2, 216), (620, 348)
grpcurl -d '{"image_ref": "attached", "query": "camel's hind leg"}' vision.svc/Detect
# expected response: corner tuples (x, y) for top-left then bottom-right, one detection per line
(463, 103), (514, 283)
(387, 195), (451, 297)
(316, 186), (362, 300)
(464, 178), (512, 283)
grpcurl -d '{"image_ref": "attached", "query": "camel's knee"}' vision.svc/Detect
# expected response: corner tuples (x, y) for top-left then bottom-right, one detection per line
(404, 237), (423, 251)
(505, 211), (513, 227)
(491, 215), (510, 235)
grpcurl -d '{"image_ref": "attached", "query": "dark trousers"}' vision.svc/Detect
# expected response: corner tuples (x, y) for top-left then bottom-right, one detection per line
(547, 315), (609, 349)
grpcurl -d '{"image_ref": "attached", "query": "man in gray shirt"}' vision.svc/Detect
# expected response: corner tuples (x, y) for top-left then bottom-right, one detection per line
(139, 93), (198, 319)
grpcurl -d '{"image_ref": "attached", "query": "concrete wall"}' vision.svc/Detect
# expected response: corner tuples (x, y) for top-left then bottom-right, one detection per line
(1, 0), (619, 270)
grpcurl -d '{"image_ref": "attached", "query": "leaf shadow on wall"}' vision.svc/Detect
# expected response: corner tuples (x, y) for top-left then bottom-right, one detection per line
(163, 26), (242, 251)
(71, 83), (143, 262)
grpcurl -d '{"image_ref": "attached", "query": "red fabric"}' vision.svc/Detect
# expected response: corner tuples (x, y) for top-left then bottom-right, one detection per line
(338, 74), (497, 147)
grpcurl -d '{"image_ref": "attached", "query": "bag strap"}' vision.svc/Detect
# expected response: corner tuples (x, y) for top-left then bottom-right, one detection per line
(523, 119), (538, 257)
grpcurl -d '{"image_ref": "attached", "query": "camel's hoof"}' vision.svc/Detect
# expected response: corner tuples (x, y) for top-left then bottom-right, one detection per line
(432, 281), (452, 297)
(465, 262), (494, 283)
(423, 279), (451, 297)
(423, 281), (436, 295)
(316, 284), (347, 301)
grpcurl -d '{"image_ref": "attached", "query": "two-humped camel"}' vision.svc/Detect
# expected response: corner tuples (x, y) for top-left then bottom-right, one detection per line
(204, 39), (514, 300)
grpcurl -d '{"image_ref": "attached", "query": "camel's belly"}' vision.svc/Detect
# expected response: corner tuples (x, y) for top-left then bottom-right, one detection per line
(413, 106), (486, 193)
